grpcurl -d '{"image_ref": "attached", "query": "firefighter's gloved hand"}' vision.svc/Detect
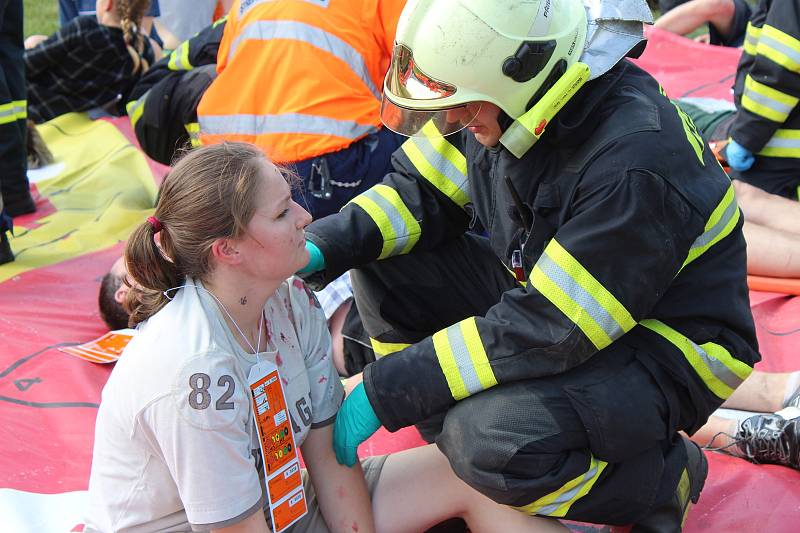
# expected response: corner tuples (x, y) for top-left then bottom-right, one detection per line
(298, 240), (325, 274)
(726, 139), (755, 171)
(333, 383), (381, 466)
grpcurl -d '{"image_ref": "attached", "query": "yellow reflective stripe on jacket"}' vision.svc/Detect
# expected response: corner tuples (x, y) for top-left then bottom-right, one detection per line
(168, 40), (192, 70)
(369, 338), (411, 357)
(185, 122), (201, 147)
(682, 183), (740, 269)
(514, 456), (608, 517)
(432, 317), (497, 401)
(349, 184), (421, 260)
(401, 121), (470, 209)
(126, 90), (150, 129)
(0, 100), (26, 124)
(743, 22), (761, 56)
(759, 128), (800, 157)
(741, 75), (799, 123)
(530, 239), (636, 350)
(757, 24), (800, 73)
(641, 319), (752, 400)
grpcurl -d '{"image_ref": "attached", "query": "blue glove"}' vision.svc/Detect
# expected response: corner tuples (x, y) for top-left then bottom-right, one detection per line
(298, 240), (325, 274)
(726, 139), (755, 171)
(333, 383), (382, 466)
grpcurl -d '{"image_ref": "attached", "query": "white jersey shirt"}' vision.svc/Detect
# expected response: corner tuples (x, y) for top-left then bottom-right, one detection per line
(84, 277), (344, 533)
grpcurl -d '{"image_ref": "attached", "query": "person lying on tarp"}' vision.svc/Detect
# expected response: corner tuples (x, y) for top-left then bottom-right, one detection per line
(677, 98), (800, 278)
(83, 141), (569, 533)
(24, 0), (158, 124)
(299, 0), (760, 530)
(653, 0), (752, 47)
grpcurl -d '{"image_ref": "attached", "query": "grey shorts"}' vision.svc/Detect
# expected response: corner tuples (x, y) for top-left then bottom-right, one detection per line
(280, 455), (388, 533)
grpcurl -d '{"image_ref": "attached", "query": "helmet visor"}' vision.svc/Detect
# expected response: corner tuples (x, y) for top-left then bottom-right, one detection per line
(380, 97), (482, 137)
(386, 43), (457, 101)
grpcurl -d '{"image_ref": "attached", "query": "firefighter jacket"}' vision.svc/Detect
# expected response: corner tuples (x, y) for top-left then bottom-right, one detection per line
(125, 18), (226, 165)
(196, 0), (406, 163)
(730, 1), (800, 174)
(306, 61), (760, 434)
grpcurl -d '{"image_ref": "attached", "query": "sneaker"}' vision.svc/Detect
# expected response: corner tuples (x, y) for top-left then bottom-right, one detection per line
(630, 436), (707, 533)
(735, 414), (800, 470)
(784, 387), (800, 410)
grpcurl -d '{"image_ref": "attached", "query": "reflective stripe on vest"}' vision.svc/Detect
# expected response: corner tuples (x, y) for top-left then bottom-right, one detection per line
(432, 317), (498, 401)
(168, 40), (192, 71)
(741, 75), (798, 123)
(349, 184), (421, 259)
(759, 128), (800, 158)
(185, 122), (202, 147)
(530, 239), (637, 351)
(757, 24), (800, 73)
(126, 90), (150, 129)
(229, 20), (380, 99)
(199, 112), (377, 140)
(743, 22), (761, 57)
(0, 100), (26, 125)
(641, 319), (753, 400)
(369, 338), (411, 358)
(681, 183), (740, 269)
(514, 455), (608, 517)
(401, 121), (471, 208)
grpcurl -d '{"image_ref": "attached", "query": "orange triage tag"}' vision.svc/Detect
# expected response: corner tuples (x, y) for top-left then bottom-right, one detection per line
(59, 329), (135, 363)
(248, 360), (307, 532)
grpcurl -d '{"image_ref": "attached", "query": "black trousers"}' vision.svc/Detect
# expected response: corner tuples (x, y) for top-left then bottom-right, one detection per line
(0, 0), (28, 221)
(351, 234), (689, 525)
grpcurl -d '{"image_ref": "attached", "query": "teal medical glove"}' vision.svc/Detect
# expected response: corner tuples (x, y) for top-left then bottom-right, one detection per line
(333, 383), (381, 466)
(726, 139), (755, 171)
(298, 240), (325, 274)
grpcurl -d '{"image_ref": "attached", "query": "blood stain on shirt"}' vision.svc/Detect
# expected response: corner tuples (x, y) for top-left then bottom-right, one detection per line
(318, 375), (327, 384)
(275, 352), (283, 366)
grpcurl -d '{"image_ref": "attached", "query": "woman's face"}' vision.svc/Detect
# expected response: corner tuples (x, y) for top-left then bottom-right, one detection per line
(234, 159), (312, 281)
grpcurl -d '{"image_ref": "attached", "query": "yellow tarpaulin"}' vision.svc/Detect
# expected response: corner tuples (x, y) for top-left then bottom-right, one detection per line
(1, 113), (157, 282)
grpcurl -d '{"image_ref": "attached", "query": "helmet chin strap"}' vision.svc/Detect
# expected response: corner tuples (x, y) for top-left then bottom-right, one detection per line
(500, 0), (652, 158)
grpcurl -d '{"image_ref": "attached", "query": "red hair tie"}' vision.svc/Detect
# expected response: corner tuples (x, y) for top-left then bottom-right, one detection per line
(147, 216), (162, 233)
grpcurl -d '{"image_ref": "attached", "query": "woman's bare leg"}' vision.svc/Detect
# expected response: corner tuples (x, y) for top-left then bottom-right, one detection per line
(722, 370), (792, 412)
(734, 180), (800, 235)
(688, 416), (739, 451)
(742, 222), (800, 277)
(373, 444), (569, 533)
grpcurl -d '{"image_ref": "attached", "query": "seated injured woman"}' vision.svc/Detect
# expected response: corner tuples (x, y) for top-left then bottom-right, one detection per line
(83, 142), (567, 533)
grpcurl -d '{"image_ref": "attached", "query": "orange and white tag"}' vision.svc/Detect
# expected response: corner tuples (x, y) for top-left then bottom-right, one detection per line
(59, 329), (135, 363)
(248, 360), (307, 532)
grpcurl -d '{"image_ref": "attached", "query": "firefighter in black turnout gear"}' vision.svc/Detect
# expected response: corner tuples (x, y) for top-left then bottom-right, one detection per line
(125, 17), (226, 165)
(300, 1), (760, 530)
(725, 0), (800, 198)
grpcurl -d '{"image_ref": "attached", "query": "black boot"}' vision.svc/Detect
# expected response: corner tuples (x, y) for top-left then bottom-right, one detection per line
(4, 190), (36, 217)
(0, 230), (13, 265)
(630, 436), (708, 533)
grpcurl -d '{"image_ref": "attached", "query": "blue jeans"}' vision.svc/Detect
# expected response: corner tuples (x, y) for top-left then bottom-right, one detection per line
(291, 127), (405, 219)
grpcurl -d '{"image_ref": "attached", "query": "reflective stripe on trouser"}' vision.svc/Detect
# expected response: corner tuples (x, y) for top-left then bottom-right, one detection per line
(742, 22), (761, 56)
(530, 238), (637, 351)
(229, 20), (380, 99)
(758, 128), (800, 158)
(400, 120), (471, 208)
(756, 24), (800, 73)
(185, 122), (201, 147)
(741, 75), (798, 123)
(0, 99), (25, 125)
(349, 184), (421, 260)
(641, 319), (752, 400)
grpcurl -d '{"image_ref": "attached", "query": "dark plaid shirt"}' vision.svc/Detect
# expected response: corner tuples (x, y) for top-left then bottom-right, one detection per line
(25, 16), (155, 123)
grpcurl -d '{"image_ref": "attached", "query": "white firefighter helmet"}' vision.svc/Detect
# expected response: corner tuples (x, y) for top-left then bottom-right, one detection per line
(380, 0), (588, 138)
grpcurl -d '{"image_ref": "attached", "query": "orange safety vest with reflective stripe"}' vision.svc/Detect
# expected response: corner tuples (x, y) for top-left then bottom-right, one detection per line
(197, 0), (405, 163)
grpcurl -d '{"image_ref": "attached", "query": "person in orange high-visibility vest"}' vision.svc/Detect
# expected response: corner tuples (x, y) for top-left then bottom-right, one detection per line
(197, 0), (407, 218)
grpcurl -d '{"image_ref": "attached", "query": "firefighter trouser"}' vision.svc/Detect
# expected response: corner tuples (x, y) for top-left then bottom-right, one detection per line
(0, 0), (28, 217)
(291, 127), (405, 219)
(351, 233), (689, 525)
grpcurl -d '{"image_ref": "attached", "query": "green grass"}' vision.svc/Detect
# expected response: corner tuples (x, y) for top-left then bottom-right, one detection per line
(24, 0), (59, 38)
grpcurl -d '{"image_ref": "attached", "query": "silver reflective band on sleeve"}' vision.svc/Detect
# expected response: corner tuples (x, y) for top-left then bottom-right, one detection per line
(412, 135), (470, 199)
(759, 129), (800, 158)
(198, 113), (378, 139)
(758, 28), (800, 70)
(681, 184), (739, 269)
(229, 20), (380, 99)
(126, 90), (150, 128)
(355, 186), (420, 258)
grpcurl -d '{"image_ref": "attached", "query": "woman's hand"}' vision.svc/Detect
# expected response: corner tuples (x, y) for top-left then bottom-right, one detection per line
(333, 383), (381, 466)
